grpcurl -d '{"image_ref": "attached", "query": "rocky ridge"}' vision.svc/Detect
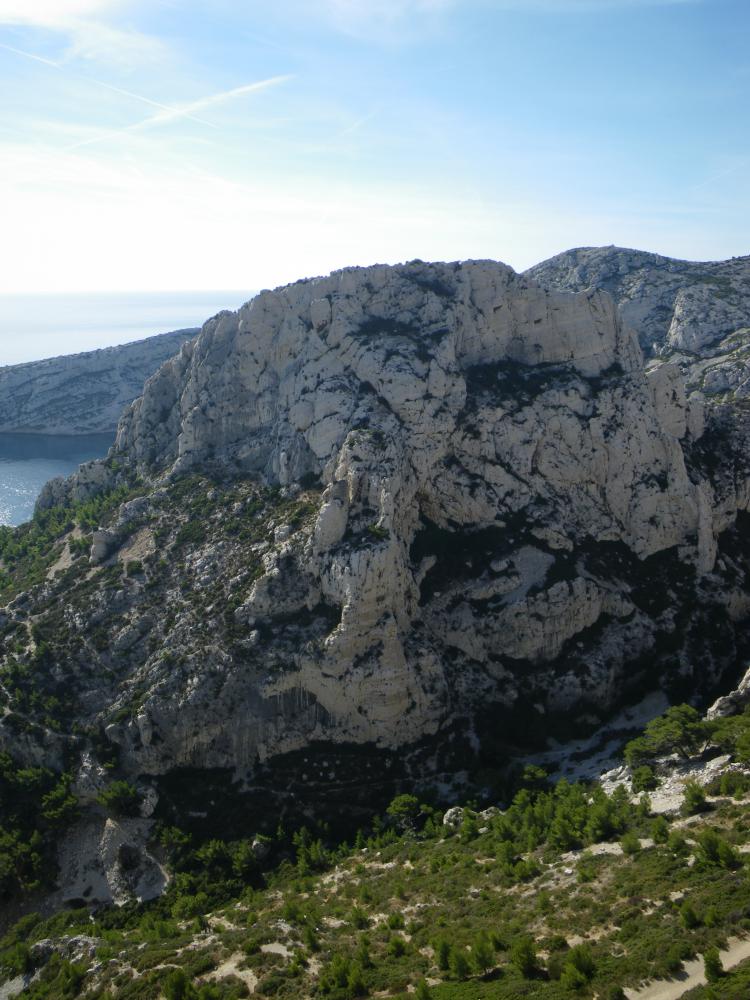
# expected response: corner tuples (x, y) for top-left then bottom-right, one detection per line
(6, 258), (749, 798)
(0, 329), (197, 435)
(526, 246), (750, 402)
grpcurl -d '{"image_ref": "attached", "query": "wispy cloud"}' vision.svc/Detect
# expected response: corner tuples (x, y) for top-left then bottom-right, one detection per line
(0, 0), (166, 67)
(0, 40), (60, 68)
(68, 75), (294, 149)
(82, 79), (216, 127)
(0, 41), (214, 127)
(0, 0), (121, 21)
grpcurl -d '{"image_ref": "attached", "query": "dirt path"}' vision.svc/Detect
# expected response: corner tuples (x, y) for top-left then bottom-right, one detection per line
(624, 936), (750, 1000)
(202, 954), (258, 993)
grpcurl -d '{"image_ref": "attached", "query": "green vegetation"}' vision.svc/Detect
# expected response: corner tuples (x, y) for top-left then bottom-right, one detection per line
(5, 733), (750, 999)
(0, 479), (143, 603)
(96, 780), (141, 817)
(0, 752), (77, 900)
(0, 473), (324, 738)
(624, 704), (711, 766)
(5, 461), (750, 1000)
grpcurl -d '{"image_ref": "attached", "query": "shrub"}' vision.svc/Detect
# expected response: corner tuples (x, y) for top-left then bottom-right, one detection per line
(319, 954), (365, 997)
(707, 771), (750, 797)
(388, 936), (407, 958)
(632, 765), (658, 792)
(472, 932), (494, 974)
(621, 831), (641, 856)
(734, 729), (750, 764)
(304, 925), (320, 952)
(682, 781), (708, 816)
(460, 812), (479, 841)
(96, 780), (141, 817)
(510, 936), (539, 978)
(624, 705), (710, 766)
(565, 945), (595, 980)
(355, 936), (372, 970)
(560, 964), (588, 991)
(172, 891), (209, 920)
(577, 853), (597, 883)
(450, 950), (471, 980)
(652, 815), (670, 843)
(434, 938), (451, 971)
(662, 943), (687, 974)
(680, 901), (700, 929)
(163, 969), (193, 1000)
(668, 830), (689, 854)
(704, 906), (719, 928)
(697, 828), (740, 869)
(704, 947), (723, 983)
(0, 942), (33, 976)
(56, 960), (87, 998)
(347, 962), (366, 997)
(386, 794), (421, 832)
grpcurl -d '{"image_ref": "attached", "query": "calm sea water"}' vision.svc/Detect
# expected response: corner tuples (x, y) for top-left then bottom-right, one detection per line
(0, 290), (255, 525)
(0, 433), (114, 527)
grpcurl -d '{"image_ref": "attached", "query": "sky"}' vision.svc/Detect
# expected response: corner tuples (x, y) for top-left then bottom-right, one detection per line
(0, 0), (748, 297)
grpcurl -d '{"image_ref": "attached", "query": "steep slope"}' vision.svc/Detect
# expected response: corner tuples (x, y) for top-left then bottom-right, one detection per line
(5, 701), (750, 1000)
(3, 260), (748, 808)
(0, 329), (197, 435)
(526, 247), (750, 402)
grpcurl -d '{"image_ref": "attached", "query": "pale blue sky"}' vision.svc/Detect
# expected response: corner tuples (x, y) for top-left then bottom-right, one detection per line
(0, 0), (747, 294)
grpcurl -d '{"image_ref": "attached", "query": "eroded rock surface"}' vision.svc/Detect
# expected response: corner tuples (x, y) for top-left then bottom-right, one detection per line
(11, 260), (750, 787)
(0, 329), (197, 435)
(527, 246), (750, 402)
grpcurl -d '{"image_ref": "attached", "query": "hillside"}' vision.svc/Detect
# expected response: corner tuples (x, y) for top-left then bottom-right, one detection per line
(5, 702), (750, 999)
(1, 253), (750, 998)
(0, 330), (197, 436)
(4, 260), (750, 785)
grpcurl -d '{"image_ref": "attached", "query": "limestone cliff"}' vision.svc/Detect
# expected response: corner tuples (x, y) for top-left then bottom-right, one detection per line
(526, 247), (750, 402)
(0, 329), (196, 435)
(8, 259), (749, 795)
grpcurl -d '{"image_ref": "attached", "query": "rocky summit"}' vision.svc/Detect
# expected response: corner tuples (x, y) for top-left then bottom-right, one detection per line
(528, 246), (750, 402)
(4, 257), (747, 808)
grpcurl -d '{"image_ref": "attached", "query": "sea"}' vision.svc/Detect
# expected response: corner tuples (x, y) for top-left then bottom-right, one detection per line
(0, 290), (253, 527)
(0, 433), (114, 527)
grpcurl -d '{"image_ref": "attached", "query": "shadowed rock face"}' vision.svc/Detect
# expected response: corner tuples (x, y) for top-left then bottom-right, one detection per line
(0, 329), (197, 435)
(19, 259), (750, 783)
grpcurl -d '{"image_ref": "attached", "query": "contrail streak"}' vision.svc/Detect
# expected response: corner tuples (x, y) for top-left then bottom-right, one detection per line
(68, 75), (294, 150)
(0, 40), (216, 127)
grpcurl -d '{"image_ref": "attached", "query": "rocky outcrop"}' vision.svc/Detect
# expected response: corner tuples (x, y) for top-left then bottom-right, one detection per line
(526, 246), (750, 403)
(0, 329), (197, 435)
(706, 665), (750, 720)
(13, 260), (750, 787)
(49, 814), (167, 910)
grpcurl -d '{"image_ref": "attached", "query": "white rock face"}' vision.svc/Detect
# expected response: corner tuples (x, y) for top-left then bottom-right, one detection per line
(49, 815), (168, 910)
(526, 246), (750, 402)
(15, 260), (750, 779)
(706, 665), (750, 719)
(0, 329), (196, 435)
